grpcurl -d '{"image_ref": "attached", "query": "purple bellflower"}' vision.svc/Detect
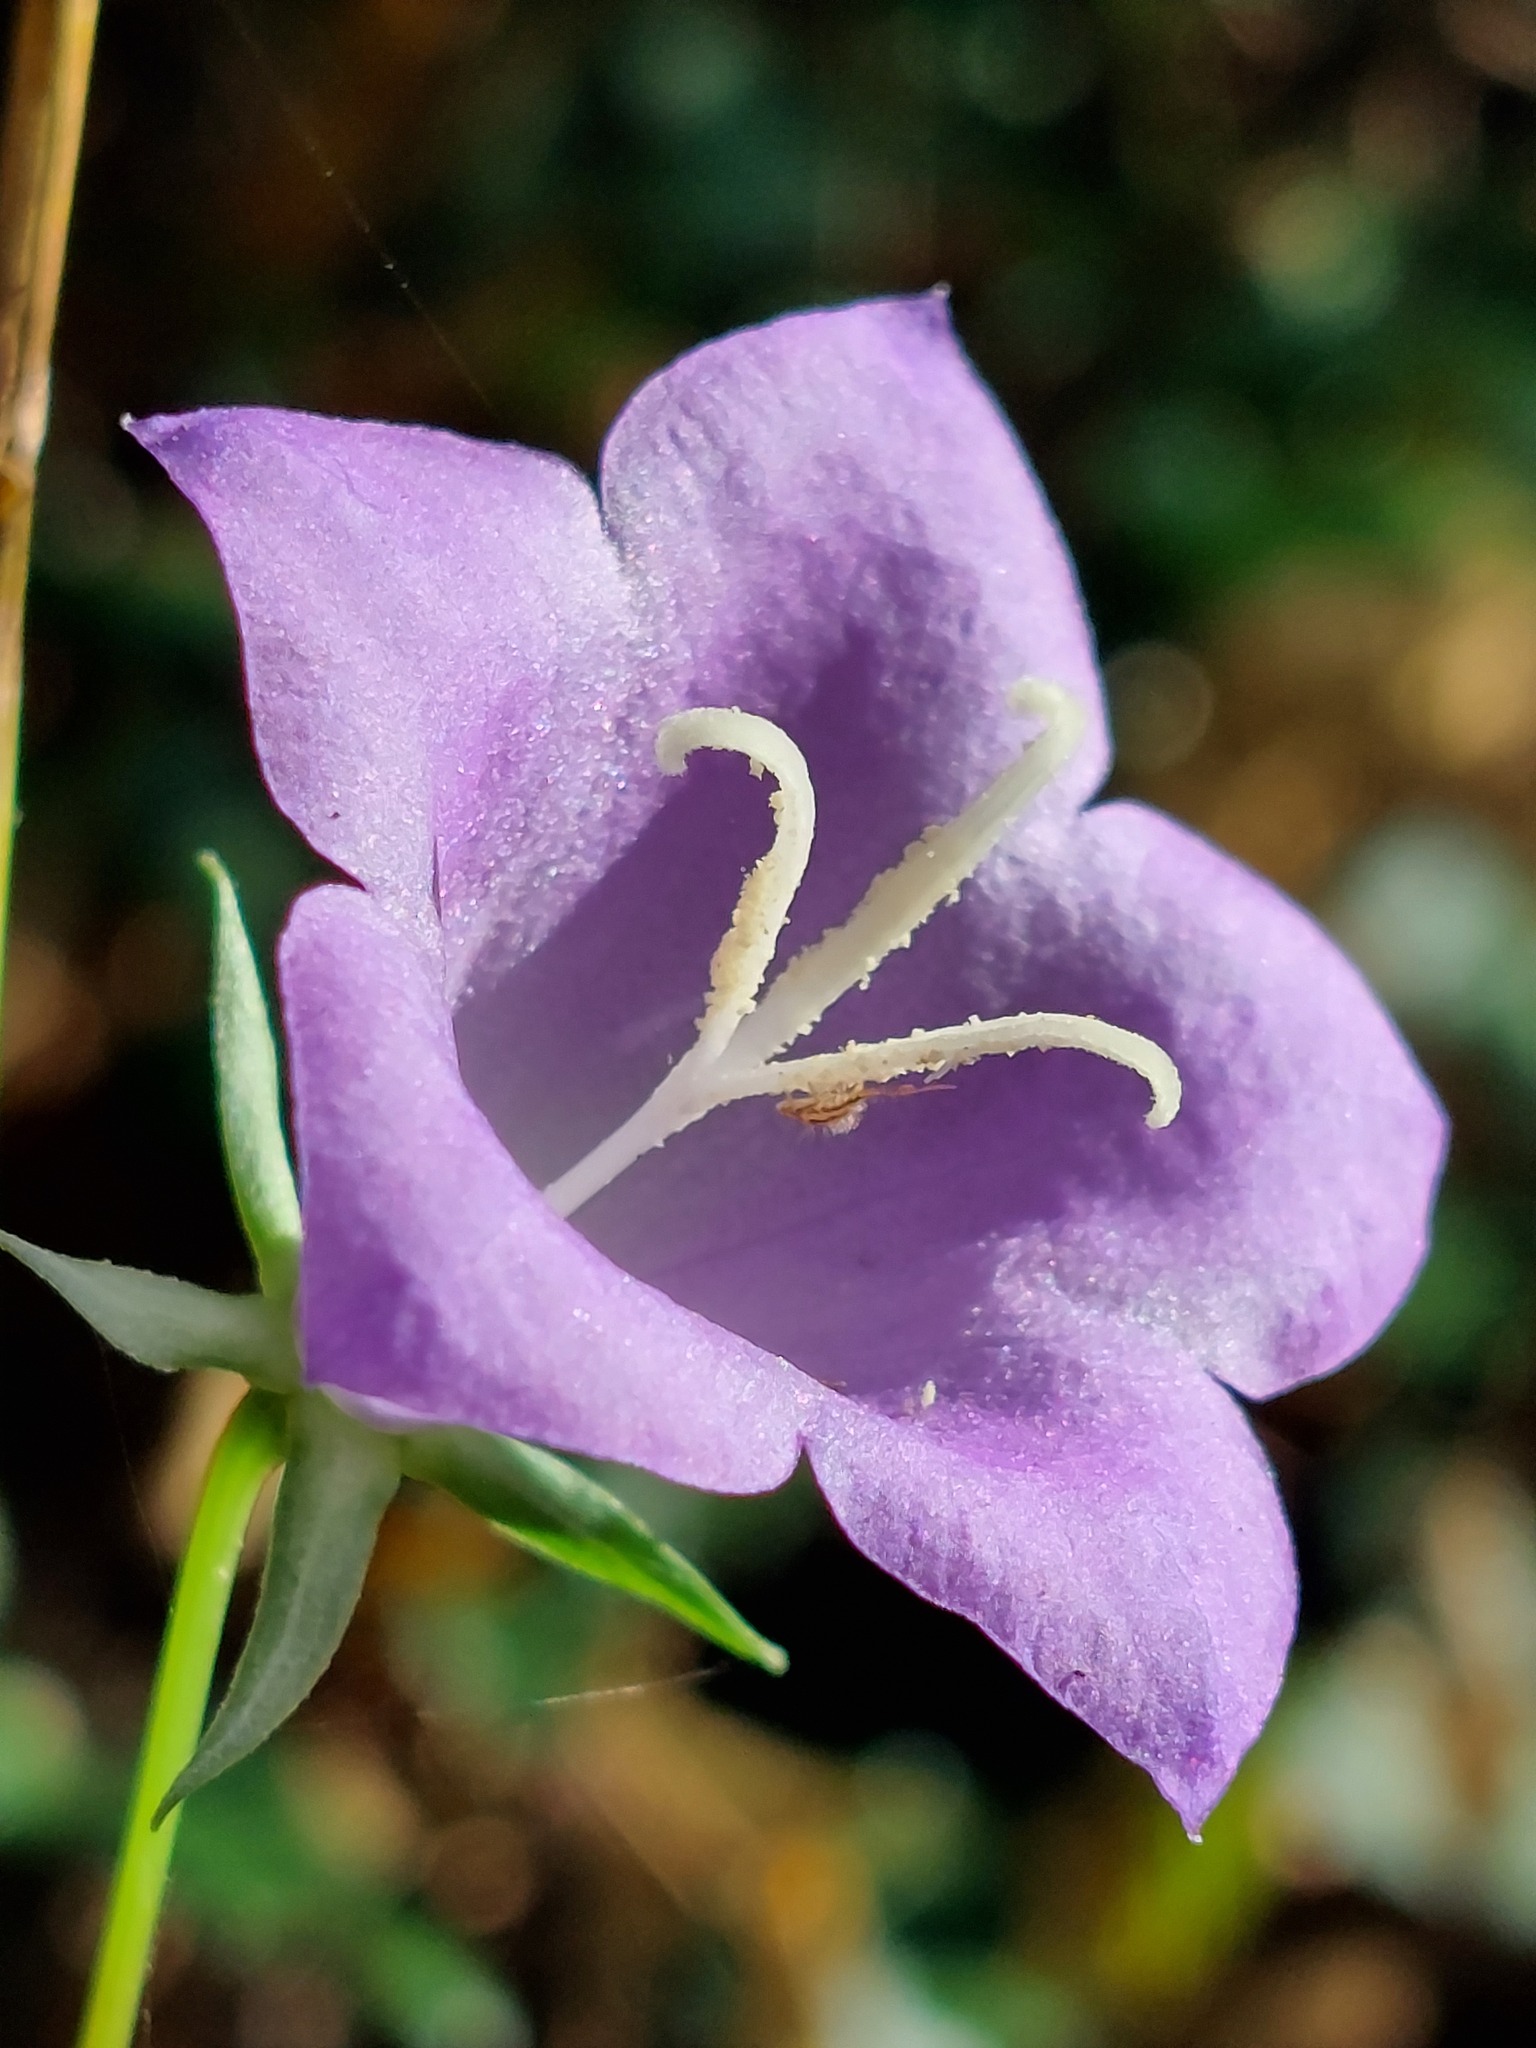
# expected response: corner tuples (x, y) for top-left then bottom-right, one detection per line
(130, 296), (1444, 1832)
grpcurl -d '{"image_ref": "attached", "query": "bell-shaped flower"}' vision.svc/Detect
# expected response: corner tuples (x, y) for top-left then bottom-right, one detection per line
(127, 295), (1444, 1832)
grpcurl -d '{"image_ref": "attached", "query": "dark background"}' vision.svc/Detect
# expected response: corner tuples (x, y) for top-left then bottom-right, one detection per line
(4, 2), (1536, 2043)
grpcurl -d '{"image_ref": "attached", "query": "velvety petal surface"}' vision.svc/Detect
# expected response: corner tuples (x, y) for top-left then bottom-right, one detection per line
(470, 800), (1442, 1409)
(602, 291), (1108, 823)
(128, 406), (644, 976)
(135, 298), (1106, 1010)
(279, 884), (809, 1491)
(808, 1329), (1296, 1834)
(498, 294), (1107, 1035)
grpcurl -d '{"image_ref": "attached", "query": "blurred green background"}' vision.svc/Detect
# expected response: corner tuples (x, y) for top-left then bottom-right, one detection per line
(7, 0), (1536, 2041)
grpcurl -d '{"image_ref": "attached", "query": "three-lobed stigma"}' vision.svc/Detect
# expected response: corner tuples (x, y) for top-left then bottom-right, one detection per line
(540, 681), (1181, 1220)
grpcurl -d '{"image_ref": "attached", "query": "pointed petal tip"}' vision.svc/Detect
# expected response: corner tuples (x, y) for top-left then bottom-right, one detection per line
(122, 410), (171, 451)
(845, 286), (957, 340)
(124, 407), (251, 464)
(124, 409), (218, 469)
(1156, 1751), (1240, 1841)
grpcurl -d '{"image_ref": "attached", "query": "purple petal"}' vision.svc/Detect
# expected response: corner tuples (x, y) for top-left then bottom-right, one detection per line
(135, 298), (1107, 1011)
(603, 290), (1109, 843)
(512, 803), (1441, 1408)
(127, 407), (641, 976)
(279, 883), (809, 1490)
(808, 1335), (1296, 1833)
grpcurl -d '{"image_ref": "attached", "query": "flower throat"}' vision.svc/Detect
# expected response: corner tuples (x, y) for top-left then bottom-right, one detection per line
(541, 681), (1180, 1220)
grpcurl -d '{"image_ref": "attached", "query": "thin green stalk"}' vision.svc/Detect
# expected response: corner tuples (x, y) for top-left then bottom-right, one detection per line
(0, 0), (100, 1035)
(75, 1389), (287, 2048)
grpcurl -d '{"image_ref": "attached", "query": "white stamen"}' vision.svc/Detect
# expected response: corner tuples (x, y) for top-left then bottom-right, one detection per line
(655, 708), (816, 1060)
(540, 678), (1180, 1222)
(734, 1013), (1181, 1129)
(727, 679), (1085, 1069)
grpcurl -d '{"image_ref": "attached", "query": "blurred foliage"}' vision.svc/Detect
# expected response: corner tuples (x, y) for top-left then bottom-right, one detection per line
(14, 0), (1536, 2041)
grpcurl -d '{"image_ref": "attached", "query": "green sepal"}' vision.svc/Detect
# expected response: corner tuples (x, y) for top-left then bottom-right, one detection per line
(155, 1391), (401, 1821)
(400, 1426), (788, 1676)
(0, 1231), (298, 1388)
(199, 852), (302, 1304)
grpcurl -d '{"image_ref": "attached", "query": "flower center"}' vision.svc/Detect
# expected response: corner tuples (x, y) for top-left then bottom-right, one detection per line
(540, 681), (1180, 1219)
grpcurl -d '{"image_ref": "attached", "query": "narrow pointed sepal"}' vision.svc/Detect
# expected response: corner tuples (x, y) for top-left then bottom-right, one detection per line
(155, 1391), (401, 1821)
(199, 852), (302, 1303)
(400, 1425), (788, 1675)
(0, 1231), (298, 1386)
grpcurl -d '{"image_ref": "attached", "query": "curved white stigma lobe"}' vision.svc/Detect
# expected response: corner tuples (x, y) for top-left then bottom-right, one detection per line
(654, 707), (816, 1059)
(540, 681), (1178, 1221)
(738, 1015), (1180, 1129)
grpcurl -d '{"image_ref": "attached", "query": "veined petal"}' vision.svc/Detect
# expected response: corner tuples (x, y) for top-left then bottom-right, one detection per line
(569, 802), (1443, 1408)
(132, 298), (1099, 1020)
(279, 884), (810, 1490)
(808, 1340), (1296, 1833)
(128, 407), (640, 984)
(604, 295), (1108, 816)
(596, 296), (1108, 980)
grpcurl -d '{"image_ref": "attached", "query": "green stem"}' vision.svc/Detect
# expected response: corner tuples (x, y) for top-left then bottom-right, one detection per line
(75, 1388), (286, 2048)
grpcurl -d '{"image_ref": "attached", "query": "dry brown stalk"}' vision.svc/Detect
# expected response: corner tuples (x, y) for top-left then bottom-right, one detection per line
(0, 0), (99, 1031)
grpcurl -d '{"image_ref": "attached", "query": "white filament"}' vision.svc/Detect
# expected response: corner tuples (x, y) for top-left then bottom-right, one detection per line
(540, 681), (1179, 1221)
